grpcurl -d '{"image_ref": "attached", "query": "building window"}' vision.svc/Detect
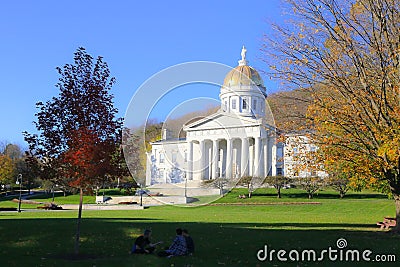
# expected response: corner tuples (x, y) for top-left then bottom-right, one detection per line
(277, 168), (283, 176)
(253, 99), (257, 111)
(232, 99), (237, 109)
(159, 153), (165, 163)
(242, 98), (247, 109)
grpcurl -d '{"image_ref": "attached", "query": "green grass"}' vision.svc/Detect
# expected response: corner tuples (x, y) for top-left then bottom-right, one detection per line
(0, 193), (95, 209)
(0, 190), (399, 266)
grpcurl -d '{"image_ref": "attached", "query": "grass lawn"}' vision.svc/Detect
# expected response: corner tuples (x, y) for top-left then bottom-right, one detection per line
(0, 189), (399, 266)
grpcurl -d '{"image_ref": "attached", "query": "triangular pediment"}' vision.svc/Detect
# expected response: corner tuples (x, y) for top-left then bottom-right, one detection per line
(183, 111), (262, 131)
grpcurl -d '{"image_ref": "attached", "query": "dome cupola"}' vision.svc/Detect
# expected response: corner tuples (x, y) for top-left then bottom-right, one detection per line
(220, 46), (267, 118)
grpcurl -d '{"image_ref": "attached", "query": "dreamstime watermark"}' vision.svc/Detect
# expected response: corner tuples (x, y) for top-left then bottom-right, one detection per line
(257, 238), (396, 263)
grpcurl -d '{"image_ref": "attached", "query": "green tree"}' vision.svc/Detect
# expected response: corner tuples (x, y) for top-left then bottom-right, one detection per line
(265, 0), (400, 231)
(14, 157), (35, 194)
(24, 47), (123, 253)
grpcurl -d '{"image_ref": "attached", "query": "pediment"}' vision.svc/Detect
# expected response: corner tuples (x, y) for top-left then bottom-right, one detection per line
(183, 111), (261, 131)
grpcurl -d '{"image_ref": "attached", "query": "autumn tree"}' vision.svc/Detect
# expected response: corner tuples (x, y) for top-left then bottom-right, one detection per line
(0, 154), (14, 189)
(2, 143), (39, 194)
(24, 47), (123, 253)
(324, 160), (354, 198)
(264, 0), (400, 231)
(297, 176), (325, 199)
(202, 178), (232, 195)
(264, 176), (291, 198)
(237, 176), (264, 198)
(122, 121), (163, 187)
(3, 143), (22, 160)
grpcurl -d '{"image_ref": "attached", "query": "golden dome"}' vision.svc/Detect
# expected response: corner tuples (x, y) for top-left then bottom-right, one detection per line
(223, 65), (265, 87)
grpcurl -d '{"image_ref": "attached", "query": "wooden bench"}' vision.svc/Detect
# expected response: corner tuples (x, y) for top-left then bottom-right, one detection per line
(37, 203), (63, 210)
(118, 201), (138, 205)
(377, 217), (396, 230)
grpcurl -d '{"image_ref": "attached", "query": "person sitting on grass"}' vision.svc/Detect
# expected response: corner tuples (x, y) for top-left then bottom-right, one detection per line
(130, 229), (162, 254)
(182, 229), (194, 255)
(158, 228), (187, 257)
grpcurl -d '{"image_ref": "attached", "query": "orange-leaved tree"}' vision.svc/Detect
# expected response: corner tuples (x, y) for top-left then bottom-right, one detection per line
(61, 127), (115, 254)
(263, 0), (400, 231)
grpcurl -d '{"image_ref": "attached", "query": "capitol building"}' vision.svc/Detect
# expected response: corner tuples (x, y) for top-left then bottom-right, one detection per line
(145, 47), (287, 187)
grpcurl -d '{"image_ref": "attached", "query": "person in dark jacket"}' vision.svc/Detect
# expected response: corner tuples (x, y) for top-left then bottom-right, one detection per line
(182, 229), (195, 255)
(131, 229), (160, 254)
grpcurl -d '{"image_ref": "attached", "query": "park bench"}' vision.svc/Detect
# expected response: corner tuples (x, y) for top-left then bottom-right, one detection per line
(376, 217), (396, 230)
(37, 203), (63, 210)
(118, 201), (138, 205)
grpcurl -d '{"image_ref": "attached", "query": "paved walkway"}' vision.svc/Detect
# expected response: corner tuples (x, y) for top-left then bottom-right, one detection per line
(60, 204), (145, 210)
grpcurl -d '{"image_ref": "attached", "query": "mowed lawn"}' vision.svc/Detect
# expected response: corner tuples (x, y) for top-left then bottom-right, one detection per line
(0, 189), (399, 267)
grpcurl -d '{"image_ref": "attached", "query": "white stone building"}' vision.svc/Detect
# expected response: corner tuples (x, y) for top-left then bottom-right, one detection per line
(283, 134), (328, 178)
(146, 47), (284, 186)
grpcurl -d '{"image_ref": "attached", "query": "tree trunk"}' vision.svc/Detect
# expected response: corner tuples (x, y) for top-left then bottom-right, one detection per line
(393, 194), (400, 233)
(74, 188), (84, 254)
(339, 191), (344, 199)
(277, 187), (281, 198)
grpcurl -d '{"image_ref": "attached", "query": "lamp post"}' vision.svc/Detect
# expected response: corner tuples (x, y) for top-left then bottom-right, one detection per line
(184, 175), (188, 198)
(16, 174), (22, 213)
(137, 183), (143, 207)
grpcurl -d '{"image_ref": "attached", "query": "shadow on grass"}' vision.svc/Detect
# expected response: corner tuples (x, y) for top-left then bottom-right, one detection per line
(1, 217), (399, 267)
(252, 191), (388, 199)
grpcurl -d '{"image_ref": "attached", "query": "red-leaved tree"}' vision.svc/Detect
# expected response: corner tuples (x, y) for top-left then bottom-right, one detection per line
(24, 47), (125, 254)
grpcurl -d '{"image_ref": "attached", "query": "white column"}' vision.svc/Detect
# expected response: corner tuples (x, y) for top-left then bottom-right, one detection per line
(226, 139), (232, 178)
(248, 139), (253, 176)
(254, 137), (261, 177)
(199, 140), (205, 180)
(263, 138), (268, 177)
(266, 136), (273, 176)
(259, 138), (265, 177)
(188, 141), (193, 180)
(241, 138), (248, 177)
(271, 137), (277, 176)
(212, 139), (219, 179)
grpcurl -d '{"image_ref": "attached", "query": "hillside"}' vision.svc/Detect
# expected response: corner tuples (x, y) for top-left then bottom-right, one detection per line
(267, 88), (312, 132)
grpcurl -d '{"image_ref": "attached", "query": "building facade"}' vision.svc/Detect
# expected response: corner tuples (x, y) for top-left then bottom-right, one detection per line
(283, 134), (328, 178)
(146, 47), (283, 186)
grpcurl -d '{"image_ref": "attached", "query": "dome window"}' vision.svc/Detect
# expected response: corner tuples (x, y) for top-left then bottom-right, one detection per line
(253, 99), (257, 111)
(232, 99), (237, 109)
(242, 98), (247, 110)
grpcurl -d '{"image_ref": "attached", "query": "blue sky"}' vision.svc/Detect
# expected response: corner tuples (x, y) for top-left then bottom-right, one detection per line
(0, 0), (284, 147)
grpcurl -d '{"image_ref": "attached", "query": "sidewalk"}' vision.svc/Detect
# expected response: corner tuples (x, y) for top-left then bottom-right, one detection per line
(60, 204), (145, 210)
